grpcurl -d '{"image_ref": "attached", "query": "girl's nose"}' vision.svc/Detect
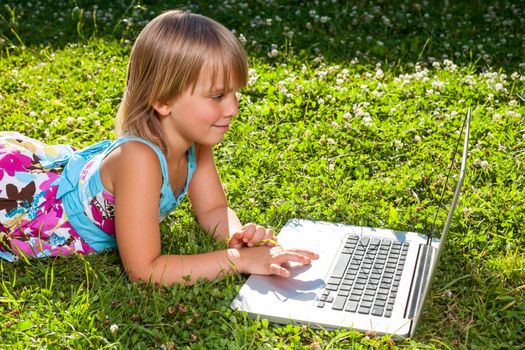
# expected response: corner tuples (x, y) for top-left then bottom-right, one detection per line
(225, 93), (239, 118)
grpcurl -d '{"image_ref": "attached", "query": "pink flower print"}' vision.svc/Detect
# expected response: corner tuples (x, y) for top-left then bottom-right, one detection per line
(0, 151), (33, 176)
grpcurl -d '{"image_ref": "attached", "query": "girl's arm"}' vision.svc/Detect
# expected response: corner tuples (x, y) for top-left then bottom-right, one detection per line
(188, 145), (276, 247)
(109, 142), (317, 285)
(187, 144), (243, 241)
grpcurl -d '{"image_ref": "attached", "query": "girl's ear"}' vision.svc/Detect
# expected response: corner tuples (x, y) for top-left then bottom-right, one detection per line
(153, 101), (171, 117)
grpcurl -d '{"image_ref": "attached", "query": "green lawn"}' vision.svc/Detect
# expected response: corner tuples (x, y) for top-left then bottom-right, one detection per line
(1, 0), (524, 348)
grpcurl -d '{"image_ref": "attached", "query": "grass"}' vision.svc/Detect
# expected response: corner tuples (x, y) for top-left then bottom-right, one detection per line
(1, 0), (524, 348)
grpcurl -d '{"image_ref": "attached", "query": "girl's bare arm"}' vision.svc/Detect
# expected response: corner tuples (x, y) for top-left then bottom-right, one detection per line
(109, 142), (317, 285)
(187, 144), (243, 242)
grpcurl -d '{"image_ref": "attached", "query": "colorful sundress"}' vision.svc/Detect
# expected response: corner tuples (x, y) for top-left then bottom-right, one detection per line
(0, 132), (196, 262)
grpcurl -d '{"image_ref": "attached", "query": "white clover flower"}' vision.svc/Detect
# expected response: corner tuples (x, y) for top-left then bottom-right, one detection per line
(29, 111), (37, 117)
(268, 48), (279, 58)
(492, 113), (502, 122)
(317, 70), (327, 79)
(304, 130), (311, 138)
(305, 22), (312, 30)
(413, 135), (421, 142)
(318, 98), (325, 105)
(375, 68), (384, 79)
(494, 83), (505, 92)
(238, 34), (247, 45)
(362, 116), (373, 127)
(266, 18), (272, 26)
(394, 139), (404, 150)
(110, 324), (119, 334)
(320, 16), (330, 23)
(343, 112), (351, 119)
(431, 80), (445, 89)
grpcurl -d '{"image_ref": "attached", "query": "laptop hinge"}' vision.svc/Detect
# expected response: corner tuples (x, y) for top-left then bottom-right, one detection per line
(404, 244), (436, 320)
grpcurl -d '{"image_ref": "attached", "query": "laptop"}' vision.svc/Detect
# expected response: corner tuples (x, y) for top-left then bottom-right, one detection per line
(231, 108), (471, 338)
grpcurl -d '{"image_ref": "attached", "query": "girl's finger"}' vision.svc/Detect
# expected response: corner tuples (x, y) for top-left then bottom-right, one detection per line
(262, 228), (274, 241)
(269, 263), (290, 277)
(274, 250), (313, 265)
(248, 225), (266, 246)
(282, 249), (319, 260)
(242, 224), (256, 242)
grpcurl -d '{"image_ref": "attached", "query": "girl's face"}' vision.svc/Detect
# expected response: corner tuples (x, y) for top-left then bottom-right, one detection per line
(157, 63), (240, 149)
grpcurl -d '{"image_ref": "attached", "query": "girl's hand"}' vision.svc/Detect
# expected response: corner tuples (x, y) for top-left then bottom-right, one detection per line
(228, 223), (277, 249)
(232, 246), (319, 278)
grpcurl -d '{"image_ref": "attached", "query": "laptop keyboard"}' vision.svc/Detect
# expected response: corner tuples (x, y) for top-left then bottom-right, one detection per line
(317, 236), (409, 317)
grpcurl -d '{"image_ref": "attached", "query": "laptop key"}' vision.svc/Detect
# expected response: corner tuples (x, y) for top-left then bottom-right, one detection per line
(362, 294), (374, 302)
(359, 237), (370, 246)
(331, 253), (352, 279)
(358, 305), (371, 314)
(371, 306), (384, 316)
(338, 290), (350, 297)
(345, 300), (359, 313)
(332, 296), (347, 310)
(374, 300), (386, 307)
(349, 293), (361, 301)
(325, 283), (339, 291)
(328, 277), (342, 285)
(370, 238), (381, 246)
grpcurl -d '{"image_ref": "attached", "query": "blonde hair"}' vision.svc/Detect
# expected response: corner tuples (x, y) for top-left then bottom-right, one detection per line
(115, 10), (248, 153)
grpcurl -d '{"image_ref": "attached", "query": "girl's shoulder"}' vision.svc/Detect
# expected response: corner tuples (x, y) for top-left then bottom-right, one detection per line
(100, 140), (162, 195)
(108, 140), (161, 168)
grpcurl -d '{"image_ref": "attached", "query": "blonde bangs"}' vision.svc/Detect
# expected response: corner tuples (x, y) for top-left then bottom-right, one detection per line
(206, 36), (248, 93)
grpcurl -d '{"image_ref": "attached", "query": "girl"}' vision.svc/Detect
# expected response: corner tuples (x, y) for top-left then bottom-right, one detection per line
(0, 10), (318, 284)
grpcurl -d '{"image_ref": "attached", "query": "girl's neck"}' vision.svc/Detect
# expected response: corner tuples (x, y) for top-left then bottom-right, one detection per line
(164, 135), (192, 164)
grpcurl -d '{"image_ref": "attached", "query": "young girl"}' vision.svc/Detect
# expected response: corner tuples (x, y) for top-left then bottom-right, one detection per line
(0, 10), (318, 284)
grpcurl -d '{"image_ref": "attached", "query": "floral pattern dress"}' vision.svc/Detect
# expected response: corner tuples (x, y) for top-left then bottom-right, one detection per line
(0, 132), (94, 261)
(0, 132), (197, 262)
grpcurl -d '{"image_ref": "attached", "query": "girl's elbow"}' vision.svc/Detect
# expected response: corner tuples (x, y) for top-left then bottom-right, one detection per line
(124, 260), (172, 285)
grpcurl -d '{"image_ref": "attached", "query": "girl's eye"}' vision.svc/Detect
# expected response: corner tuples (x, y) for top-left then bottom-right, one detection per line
(211, 94), (224, 101)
